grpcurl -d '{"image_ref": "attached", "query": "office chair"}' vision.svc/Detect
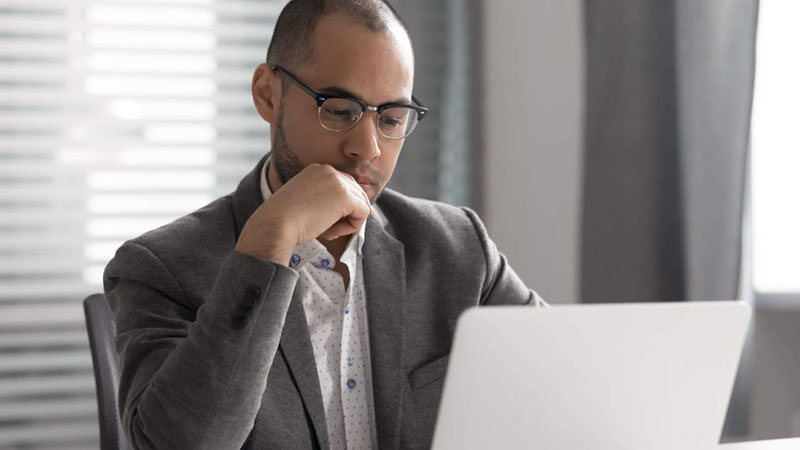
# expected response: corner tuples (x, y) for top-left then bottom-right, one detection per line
(83, 293), (131, 450)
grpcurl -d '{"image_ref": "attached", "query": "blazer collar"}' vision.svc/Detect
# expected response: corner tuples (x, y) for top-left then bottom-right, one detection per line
(231, 155), (408, 450)
(280, 289), (331, 450)
(363, 216), (407, 450)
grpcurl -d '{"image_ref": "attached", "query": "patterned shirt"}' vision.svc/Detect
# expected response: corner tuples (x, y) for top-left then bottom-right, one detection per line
(260, 160), (377, 450)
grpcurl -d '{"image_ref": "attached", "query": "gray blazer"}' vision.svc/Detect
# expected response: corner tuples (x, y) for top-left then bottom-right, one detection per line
(104, 155), (536, 450)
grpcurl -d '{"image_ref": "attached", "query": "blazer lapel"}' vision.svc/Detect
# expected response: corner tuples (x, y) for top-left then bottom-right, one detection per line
(364, 214), (407, 450)
(232, 154), (329, 449)
(279, 290), (330, 450)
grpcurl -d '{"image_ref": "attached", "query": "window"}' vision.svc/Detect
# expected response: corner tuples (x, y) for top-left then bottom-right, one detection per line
(0, 1), (286, 447)
(751, 0), (800, 297)
(0, 0), (475, 447)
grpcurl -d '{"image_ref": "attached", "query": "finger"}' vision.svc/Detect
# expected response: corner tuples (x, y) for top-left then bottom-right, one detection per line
(342, 180), (371, 215)
(320, 218), (361, 241)
(337, 171), (372, 211)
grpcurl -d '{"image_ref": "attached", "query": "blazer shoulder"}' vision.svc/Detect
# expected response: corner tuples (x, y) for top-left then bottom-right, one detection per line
(375, 189), (486, 249)
(108, 194), (238, 292)
(131, 194), (237, 258)
(377, 187), (474, 221)
(104, 193), (239, 310)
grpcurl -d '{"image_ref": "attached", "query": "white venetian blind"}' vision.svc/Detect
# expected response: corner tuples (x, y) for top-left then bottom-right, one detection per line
(0, 1), (286, 448)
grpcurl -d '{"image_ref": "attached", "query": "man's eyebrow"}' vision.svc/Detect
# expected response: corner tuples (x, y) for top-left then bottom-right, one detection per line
(319, 85), (411, 106)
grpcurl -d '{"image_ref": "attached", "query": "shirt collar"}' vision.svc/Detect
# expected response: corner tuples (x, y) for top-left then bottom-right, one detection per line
(259, 157), (366, 269)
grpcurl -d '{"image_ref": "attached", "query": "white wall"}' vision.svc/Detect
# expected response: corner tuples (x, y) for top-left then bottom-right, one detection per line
(482, 0), (584, 303)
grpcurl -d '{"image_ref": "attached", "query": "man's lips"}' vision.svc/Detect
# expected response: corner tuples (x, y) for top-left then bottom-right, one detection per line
(350, 174), (376, 187)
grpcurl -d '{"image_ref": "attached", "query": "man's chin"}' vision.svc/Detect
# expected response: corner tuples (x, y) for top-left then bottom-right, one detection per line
(368, 185), (385, 205)
(358, 182), (377, 201)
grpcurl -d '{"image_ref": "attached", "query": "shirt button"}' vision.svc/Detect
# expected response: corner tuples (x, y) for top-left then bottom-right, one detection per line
(320, 258), (330, 267)
(347, 378), (356, 389)
(290, 254), (301, 265)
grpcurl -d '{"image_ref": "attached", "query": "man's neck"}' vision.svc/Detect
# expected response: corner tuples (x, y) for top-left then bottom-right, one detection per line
(321, 235), (350, 262)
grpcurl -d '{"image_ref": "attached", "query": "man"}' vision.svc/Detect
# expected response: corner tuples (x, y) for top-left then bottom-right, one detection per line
(104, 1), (542, 449)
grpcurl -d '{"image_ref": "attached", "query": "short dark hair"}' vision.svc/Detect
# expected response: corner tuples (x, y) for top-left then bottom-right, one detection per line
(266, 0), (411, 71)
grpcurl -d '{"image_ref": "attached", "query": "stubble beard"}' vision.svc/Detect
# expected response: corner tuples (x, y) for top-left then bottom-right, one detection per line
(271, 109), (304, 185)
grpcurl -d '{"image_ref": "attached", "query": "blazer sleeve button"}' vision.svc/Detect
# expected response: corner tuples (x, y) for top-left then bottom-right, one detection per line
(231, 314), (248, 329)
(241, 286), (261, 308)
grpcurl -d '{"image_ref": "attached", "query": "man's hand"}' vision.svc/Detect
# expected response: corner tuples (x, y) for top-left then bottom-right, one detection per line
(234, 164), (372, 266)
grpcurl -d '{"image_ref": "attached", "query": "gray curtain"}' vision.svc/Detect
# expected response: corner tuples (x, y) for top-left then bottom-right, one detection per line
(581, 0), (758, 303)
(581, 0), (759, 439)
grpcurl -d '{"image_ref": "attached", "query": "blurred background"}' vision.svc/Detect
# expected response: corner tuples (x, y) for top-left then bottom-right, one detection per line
(0, 0), (797, 448)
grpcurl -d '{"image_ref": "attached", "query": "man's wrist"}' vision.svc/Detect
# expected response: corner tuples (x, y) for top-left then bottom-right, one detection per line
(235, 221), (297, 266)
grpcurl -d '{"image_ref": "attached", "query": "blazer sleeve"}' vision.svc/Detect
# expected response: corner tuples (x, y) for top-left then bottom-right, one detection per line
(103, 241), (299, 450)
(461, 207), (547, 307)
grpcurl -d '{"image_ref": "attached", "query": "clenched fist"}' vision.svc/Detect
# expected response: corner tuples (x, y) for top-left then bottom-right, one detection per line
(234, 163), (372, 266)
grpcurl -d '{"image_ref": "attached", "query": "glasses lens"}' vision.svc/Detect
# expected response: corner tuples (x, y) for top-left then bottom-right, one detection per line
(319, 98), (362, 131)
(378, 107), (419, 139)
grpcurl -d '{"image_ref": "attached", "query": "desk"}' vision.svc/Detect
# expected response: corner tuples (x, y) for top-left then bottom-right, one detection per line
(718, 438), (800, 449)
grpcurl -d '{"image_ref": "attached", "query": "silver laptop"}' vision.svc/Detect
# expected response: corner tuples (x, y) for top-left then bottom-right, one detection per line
(431, 302), (751, 450)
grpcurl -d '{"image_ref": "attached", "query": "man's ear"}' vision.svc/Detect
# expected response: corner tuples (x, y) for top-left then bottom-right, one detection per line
(252, 63), (280, 124)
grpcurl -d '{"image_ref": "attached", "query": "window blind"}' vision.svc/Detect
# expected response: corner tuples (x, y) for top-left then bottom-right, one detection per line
(0, 0), (475, 448)
(0, 1), (285, 448)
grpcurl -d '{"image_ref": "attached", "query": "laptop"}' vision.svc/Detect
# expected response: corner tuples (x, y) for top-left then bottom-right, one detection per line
(431, 301), (751, 450)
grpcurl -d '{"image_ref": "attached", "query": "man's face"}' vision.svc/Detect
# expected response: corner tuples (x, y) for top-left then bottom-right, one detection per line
(269, 13), (415, 203)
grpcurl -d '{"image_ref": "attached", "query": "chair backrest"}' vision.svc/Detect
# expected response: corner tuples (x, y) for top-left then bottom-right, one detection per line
(83, 293), (131, 450)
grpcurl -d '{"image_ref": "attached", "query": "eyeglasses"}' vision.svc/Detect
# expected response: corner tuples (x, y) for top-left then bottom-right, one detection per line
(271, 65), (428, 140)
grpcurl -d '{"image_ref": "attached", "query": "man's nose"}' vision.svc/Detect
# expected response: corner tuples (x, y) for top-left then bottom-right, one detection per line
(343, 112), (381, 160)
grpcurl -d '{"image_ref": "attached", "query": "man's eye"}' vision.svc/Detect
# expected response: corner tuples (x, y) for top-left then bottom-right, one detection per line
(380, 116), (404, 127)
(324, 108), (354, 118)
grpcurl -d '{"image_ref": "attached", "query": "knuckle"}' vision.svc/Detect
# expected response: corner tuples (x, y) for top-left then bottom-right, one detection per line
(320, 165), (340, 181)
(333, 177), (349, 195)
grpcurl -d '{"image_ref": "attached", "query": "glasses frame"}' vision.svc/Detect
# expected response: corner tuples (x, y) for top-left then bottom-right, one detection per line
(271, 65), (428, 140)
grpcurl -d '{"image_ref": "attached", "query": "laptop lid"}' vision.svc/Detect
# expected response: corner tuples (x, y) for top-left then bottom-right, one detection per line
(431, 301), (751, 450)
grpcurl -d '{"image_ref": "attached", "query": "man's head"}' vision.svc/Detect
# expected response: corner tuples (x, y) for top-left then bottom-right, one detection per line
(251, 0), (417, 203)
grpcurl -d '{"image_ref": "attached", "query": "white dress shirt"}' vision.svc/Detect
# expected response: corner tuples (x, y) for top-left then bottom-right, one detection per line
(260, 160), (377, 450)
